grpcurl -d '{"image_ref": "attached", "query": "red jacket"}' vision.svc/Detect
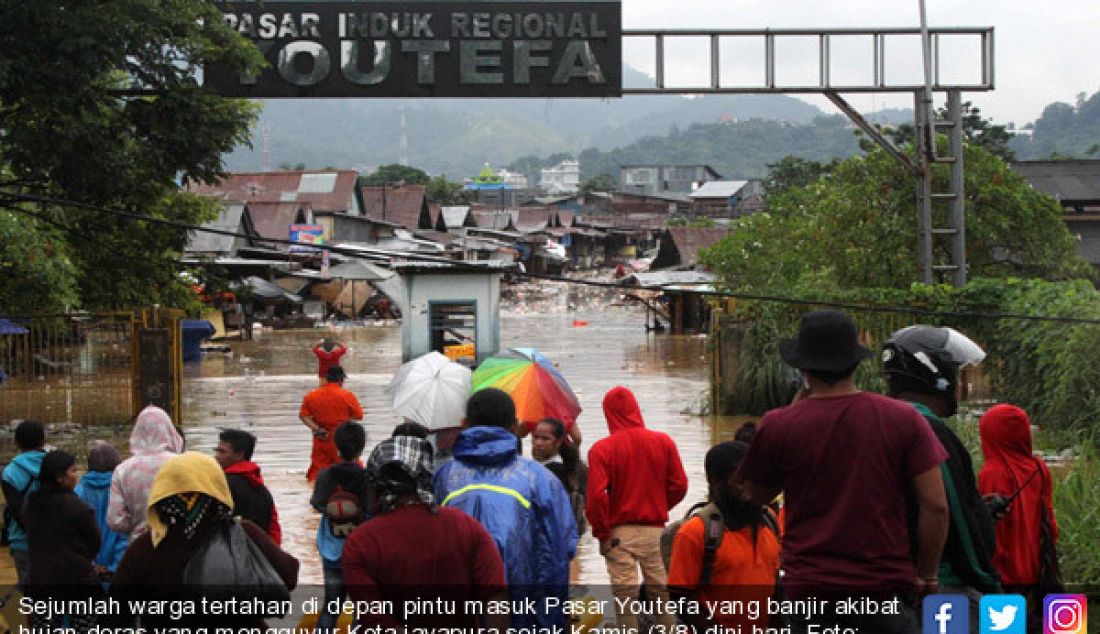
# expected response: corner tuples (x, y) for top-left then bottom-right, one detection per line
(585, 386), (688, 541)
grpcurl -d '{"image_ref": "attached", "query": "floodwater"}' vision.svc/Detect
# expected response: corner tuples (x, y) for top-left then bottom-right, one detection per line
(180, 303), (752, 586)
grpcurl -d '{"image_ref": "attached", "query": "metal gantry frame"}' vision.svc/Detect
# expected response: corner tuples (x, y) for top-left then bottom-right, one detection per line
(620, 26), (994, 285)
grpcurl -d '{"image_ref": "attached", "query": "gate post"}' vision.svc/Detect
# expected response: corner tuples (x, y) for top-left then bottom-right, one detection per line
(133, 307), (184, 425)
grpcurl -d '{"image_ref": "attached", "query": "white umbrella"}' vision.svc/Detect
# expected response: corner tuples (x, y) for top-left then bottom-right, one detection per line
(386, 351), (472, 430)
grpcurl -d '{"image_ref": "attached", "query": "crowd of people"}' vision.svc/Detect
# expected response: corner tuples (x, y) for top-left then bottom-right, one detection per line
(0, 316), (1063, 633)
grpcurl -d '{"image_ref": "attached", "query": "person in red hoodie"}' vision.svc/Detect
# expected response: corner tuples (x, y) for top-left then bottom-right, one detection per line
(586, 386), (688, 632)
(978, 404), (1057, 627)
(214, 428), (282, 545)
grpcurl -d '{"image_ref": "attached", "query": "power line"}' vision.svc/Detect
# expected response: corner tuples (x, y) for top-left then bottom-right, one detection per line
(4, 188), (1100, 326)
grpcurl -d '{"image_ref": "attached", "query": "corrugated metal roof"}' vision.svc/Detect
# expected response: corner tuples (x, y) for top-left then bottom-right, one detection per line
(472, 210), (517, 231)
(690, 180), (748, 199)
(624, 271), (717, 286)
(1011, 160), (1100, 203)
(243, 201), (312, 241)
(652, 227), (730, 270)
(328, 259), (394, 281)
(360, 185), (431, 230)
(514, 207), (552, 233)
(441, 206), (472, 229)
(187, 170), (359, 213)
(185, 202), (251, 255)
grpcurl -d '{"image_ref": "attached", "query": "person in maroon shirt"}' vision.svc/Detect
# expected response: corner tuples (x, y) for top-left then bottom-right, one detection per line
(312, 337), (347, 386)
(737, 311), (950, 634)
(342, 436), (508, 633)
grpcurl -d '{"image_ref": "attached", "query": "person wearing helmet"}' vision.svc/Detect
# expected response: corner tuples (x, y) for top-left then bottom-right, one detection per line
(883, 325), (1002, 629)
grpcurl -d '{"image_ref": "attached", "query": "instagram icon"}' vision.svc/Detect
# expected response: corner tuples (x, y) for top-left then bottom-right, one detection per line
(1045, 595), (1087, 633)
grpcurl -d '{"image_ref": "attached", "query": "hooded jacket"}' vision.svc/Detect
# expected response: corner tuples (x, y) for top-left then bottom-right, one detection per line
(224, 460), (282, 546)
(979, 404), (1056, 586)
(75, 471), (130, 572)
(585, 386), (688, 541)
(1, 449), (45, 550)
(434, 425), (577, 630)
(107, 405), (184, 535)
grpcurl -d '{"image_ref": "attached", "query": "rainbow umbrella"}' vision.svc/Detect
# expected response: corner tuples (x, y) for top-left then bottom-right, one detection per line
(471, 347), (582, 427)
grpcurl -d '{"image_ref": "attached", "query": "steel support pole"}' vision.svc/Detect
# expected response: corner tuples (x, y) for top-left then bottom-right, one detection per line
(947, 90), (966, 285)
(915, 92), (934, 284)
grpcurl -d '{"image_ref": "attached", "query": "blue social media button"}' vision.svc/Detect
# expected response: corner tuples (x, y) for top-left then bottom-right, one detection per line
(980, 595), (1026, 634)
(924, 594), (970, 634)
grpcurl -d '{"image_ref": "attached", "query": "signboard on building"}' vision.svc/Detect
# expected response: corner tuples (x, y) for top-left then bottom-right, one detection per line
(290, 224), (326, 252)
(207, 1), (621, 98)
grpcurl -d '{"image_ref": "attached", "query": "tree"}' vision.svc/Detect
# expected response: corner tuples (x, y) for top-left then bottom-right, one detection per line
(0, 210), (79, 313)
(702, 142), (1091, 293)
(359, 164), (429, 187)
(426, 174), (472, 204)
(887, 102), (1016, 161)
(579, 173), (616, 195)
(0, 0), (263, 308)
(763, 156), (836, 195)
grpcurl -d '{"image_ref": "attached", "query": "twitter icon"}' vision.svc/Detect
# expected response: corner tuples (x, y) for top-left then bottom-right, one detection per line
(981, 595), (1026, 634)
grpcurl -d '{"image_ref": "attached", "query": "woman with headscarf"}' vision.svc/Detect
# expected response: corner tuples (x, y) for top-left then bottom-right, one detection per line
(75, 441), (129, 580)
(107, 405), (184, 535)
(24, 450), (102, 632)
(978, 404), (1057, 588)
(343, 436), (507, 632)
(107, 452), (299, 632)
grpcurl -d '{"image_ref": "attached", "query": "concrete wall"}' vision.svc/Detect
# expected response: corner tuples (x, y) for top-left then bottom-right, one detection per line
(399, 272), (502, 363)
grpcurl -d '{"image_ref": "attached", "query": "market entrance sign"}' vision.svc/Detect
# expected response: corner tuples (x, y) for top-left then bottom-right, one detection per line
(207, 1), (621, 98)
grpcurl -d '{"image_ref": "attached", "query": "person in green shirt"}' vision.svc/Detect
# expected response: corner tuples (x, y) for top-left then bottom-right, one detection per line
(883, 325), (1002, 630)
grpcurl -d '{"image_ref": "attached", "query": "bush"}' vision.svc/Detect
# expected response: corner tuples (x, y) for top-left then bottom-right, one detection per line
(716, 277), (1100, 433)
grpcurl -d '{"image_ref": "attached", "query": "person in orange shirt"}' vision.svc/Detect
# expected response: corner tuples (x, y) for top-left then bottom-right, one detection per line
(299, 366), (364, 481)
(668, 441), (781, 632)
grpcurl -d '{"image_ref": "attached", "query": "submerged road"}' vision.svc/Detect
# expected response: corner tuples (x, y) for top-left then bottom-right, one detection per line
(181, 305), (738, 585)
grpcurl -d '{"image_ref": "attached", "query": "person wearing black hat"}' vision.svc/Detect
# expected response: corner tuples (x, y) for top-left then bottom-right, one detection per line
(736, 310), (951, 634)
(299, 365), (364, 481)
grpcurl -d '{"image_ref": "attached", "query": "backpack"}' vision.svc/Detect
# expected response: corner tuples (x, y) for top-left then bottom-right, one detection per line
(1, 463), (37, 547)
(660, 501), (779, 586)
(324, 485), (364, 538)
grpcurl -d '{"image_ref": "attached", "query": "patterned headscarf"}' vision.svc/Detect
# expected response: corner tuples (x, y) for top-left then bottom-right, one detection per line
(367, 436), (435, 511)
(153, 492), (231, 542)
(146, 452), (234, 547)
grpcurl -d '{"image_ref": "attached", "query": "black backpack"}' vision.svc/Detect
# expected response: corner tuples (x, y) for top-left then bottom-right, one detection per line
(1, 463), (37, 546)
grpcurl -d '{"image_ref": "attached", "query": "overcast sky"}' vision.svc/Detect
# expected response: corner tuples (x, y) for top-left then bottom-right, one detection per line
(620, 0), (1100, 125)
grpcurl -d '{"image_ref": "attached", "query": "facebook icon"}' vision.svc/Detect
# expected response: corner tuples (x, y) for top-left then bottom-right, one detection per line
(924, 594), (970, 634)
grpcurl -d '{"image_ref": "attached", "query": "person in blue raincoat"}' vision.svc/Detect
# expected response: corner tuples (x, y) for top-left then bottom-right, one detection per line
(434, 388), (577, 631)
(74, 442), (129, 581)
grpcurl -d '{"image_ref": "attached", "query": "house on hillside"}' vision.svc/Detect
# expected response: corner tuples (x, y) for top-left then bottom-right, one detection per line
(1012, 160), (1100, 267)
(650, 227), (730, 270)
(360, 184), (432, 231)
(187, 170), (363, 215)
(539, 160), (580, 195)
(620, 165), (721, 197)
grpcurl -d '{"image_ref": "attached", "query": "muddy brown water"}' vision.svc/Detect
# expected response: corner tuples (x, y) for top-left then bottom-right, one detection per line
(19, 306), (744, 588)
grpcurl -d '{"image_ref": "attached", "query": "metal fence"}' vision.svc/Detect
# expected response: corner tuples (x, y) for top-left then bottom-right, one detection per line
(0, 312), (140, 426)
